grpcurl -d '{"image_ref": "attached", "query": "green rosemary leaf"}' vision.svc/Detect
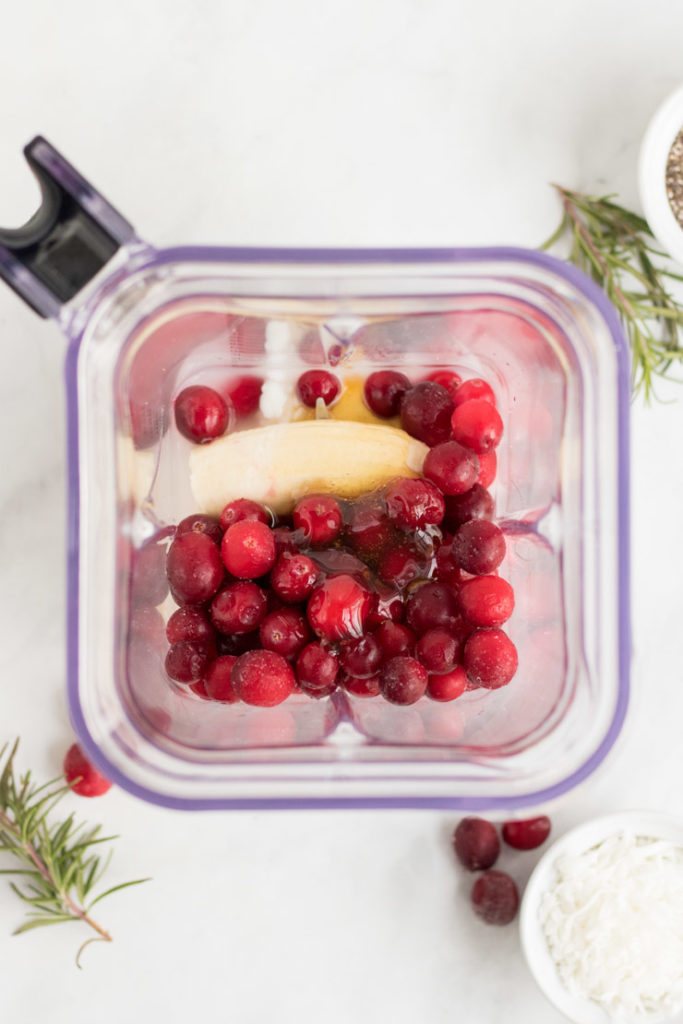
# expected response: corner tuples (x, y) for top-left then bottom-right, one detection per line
(86, 877), (151, 912)
(13, 916), (76, 935)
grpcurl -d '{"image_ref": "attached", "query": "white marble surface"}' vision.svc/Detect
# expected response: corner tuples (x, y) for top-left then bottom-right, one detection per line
(1, 1), (683, 1021)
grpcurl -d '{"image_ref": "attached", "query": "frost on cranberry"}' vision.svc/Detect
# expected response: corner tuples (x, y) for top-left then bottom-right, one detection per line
(405, 582), (459, 635)
(221, 520), (276, 579)
(165, 640), (214, 682)
(166, 606), (216, 645)
(204, 655), (239, 702)
(232, 650), (295, 707)
(400, 381), (454, 447)
(373, 621), (415, 660)
(210, 581), (268, 635)
(379, 656), (428, 705)
(463, 628), (518, 689)
(296, 642), (339, 696)
(384, 477), (445, 529)
(501, 816), (551, 850)
(416, 628), (460, 674)
(423, 441), (479, 497)
(174, 385), (232, 443)
(260, 607), (311, 659)
(471, 870), (519, 925)
(442, 485), (494, 533)
(364, 370), (411, 418)
(451, 519), (506, 576)
(64, 743), (112, 798)
(477, 451), (497, 489)
(453, 817), (500, 871)
(459, 576), (514, 627)
(166, 532), (224, 605)
(425, 369), (462, 400)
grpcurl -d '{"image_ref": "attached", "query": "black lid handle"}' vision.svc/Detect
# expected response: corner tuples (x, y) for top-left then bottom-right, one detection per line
(0, 137), (135, 318)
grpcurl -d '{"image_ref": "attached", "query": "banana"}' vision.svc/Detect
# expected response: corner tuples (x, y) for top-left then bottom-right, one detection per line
(189, 419), (428, 515)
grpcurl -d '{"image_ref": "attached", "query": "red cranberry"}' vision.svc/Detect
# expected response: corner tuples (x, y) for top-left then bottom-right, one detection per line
(364, 370), (411, 417)
(374, 621), (415, 659)
(210, 581), (267, 635)
(384, 477), (445, 528)
(296, 643), (339, 695)
(225, 375), (263, 417)
(453, 817), (500, 870)
(452, 520), (505, 575)
(166, 533), (224, 605)
(427, 666), (467, 702)
(471, 871), (519, 925)
(434, 537), (462, 587)
(272, 526), (300, 556)
(423, 441), (479, 496)
(416, 628), (460, 673)
(367, 589), (405, 628)
(165, 640), (215, 682)
(176, 513), (223, 546)
(453, 378), (496, 408)
(260, 607), (311, 658)
(297, 369), (341, 407)
(231, 650), (295, 706)
(204, 655), (239, 702)
(464, 628), (518, 688)
(477, 451), (497, 488)
(424, 369), (462, 399)
(221, 520), (276, 579)
(405, 582), (459, 634)
(293, 495), (342, 546)
(188, 679), (212, 699)
(451, 399), (504, 454)
(378, 542), (429, 588)
(459, 576), (514, 627)
(342, 673), (381, 697)
(270, 552), (319, 603)
(174, 385), (232, 443)
(63, 744), (112, 797)
(307, 574), (371, 641)
(166, 606), (215, 645)
(132, 536), (170, 607)
(443, 485), (494, 532)
(345, 502), (394, 557)
(379, 656), (428, 705)
(400, 381), (454, 447)
(340, 634), (383, 678)
(219, 498), (270, 532)
(502, 816), (551, 850)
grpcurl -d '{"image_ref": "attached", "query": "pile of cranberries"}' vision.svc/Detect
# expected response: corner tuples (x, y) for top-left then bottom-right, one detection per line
(164, 368), (517, 708)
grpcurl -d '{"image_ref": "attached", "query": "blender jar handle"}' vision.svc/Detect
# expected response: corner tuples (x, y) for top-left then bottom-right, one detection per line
(0, 136), (136, 318)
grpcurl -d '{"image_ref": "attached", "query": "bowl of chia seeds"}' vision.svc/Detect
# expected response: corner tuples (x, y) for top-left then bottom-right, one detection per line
(639, 84), (683, 266)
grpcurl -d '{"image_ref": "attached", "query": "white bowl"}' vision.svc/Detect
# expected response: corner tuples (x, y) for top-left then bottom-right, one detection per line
(638, 85), (683, 266)
(520, 811), (683, 1024)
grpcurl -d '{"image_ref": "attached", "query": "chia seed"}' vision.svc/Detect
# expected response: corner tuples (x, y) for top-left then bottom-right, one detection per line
(666, 128), (683, 228)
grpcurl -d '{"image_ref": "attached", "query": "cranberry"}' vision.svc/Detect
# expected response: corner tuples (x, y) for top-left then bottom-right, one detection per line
(452, 520), (505, 576)
(367, 589), (405, 628)
(342, 673), (381, 697)
(427, 666), (467, 702)
(451, 399), (504, 455)
(374, 621), (415, 659)
(443, 485), (494, 532)
(292, 495), (342, 546)
(477, 451), (497, 488)
(272, 526), (300, 556)
(174, 385), (232, 443)
(379, 656), (428, 705)
(166, 606), (216, 645)
(453, 378), (496, 408)
(296, 642), (339, 695)
(434, 537), (462, 587)
(405, 582), (459, 634)
(225, 375), (263, 417)
(364, 370), (411, 417)
(210, 581), (267, 635)
(463, 628), (518, 688)
(424, 369), (462, 399)
(459, 576), (514, 627)
(132, 536), (170, 606)
(453, 817), (500, 870)
(231, 650), (295, 707)
(219, 498), (270, 532)
(340, 634), (383, 678)
(63, 744), (112, 797)
(176, 513), (223, 546)
(221, 520), (276, 579)
(188, 679), (212, 700)
(423, 442), (480, 496)
(297, 369), (341, 407)
(415, 628), (460, 674)
(384, 477), (445, 528)
(166, 533), (224, 605)
(502, 816), (551, 850)
(345, 502), (394, 557)
(307, 574), (371, 641)
(378, 542), (428, 588)
(400, 381), (454, 447)
(204, 655), (239, 702)
(260, 607), (311, 658)
(270, 552), (319, 603)
(471, 871), (519, 925)
(165, 640), (215, 682)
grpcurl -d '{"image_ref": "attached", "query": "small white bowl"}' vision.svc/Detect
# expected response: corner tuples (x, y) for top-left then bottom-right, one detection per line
(638, 85), (683, 266)
(520, 811), (683, 1024)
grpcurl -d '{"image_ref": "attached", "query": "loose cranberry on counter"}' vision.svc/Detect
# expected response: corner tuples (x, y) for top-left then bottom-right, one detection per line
(459, 576), (515, 627)
(166, 606), (216, 645)
(463, 628), (518, 689)
(379, 656), (428, 705)
(340, 635), (383, 678)
(166, 533), (224, 605)
(405, 582), (459, 635)
(342, 673), (382, 698)
(64, 744), (112, 797)
(219, 498), (271, 532)
(453, 378), (496, 408)
(296, 642), (339, 696)
(477, 451), (497, 488)
(307, 575), (372, 641)
(204, 655), (239, 702)
(174, 385), (232, 443)
(165, 640), (215, 683)
(471, 871), (519, 925)
(451, 520), (506, 576)
(345, 502), (394, 557)
(293, 495), (342, 547)
(416, 628), (460, 674)
(442, 485), (494, 532)
(364, 370), (411, 417)
(400, 381), (454, 447)
(384, 477), (445, 528)
(270, 552), (319, 603)
(232, 650), (295, 707)
(373, 621), (416, 659)
(453, 817), (500, 870)
(502, 816), (551, 850)
(176, 513), (223, 546)
(221, 520), (276, 579)
(377, 542), (428, 588)
(423, 441), (480, 496)
(260, 608), (311, 659)
(424, 369), (462, 400)
(297, 369), (341, 407)
(225, 375), (263, 417)
(451, 399), (504, 454)
(210, 581), (268, 635)
(427, 666), (467, 702)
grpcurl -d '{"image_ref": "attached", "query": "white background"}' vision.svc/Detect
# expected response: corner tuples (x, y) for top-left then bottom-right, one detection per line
(1, 2), (683, 1021)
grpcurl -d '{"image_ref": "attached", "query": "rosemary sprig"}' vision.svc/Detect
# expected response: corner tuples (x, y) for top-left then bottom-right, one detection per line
(542, 185), (683, 399)
(0, 738), (149, 966)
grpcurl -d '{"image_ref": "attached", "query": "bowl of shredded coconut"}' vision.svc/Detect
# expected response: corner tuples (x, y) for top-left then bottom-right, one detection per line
(520, 812), (683, 1023)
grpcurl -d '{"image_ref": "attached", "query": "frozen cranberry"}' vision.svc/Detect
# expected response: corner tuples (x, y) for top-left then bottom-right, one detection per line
(166, 533), (224, 605)
(296, 642), (339, 695)
(342, 673), (381, 697)
(345, 502), (394, 557)
(443, 485), (494, 532)
(471, 871), (519, 925)
(297, 369), (341, 407)
(384, 477), (445, 528)
(427, 666), (467, 702)
(405, 582), (459, 634)
(378, 543), (428, 588)
(292, 495), (342, 546)
(453, 378), (496, 409)
(459, 576), (514, 627)
(132, 536), (170, 606)
(219, 498), (270, 532)
(379, 656), (428, 705)
(452, 520), (505, 577)
(434, 537), (461, 587)
(451, 399), (503, 456)
(340, 634), (382, 678)
(176, 513), (223, 546)
(210, 581), (267, 635)
(225, 375), (263, 417)
(477, 451), (497, 488)
(260, 607), (311, 658)
(232, 649), (295, 707)
(166, 606), (215, 645)
(416, 628), (460, 674)
(272, 526), (300, 556)
(165, 640), (215, 682)
(502, 816), (551, 850)
(270, 552), (319, 603)
(64, 744), (112, 798)
(423, 441), (480, 496)
(453, 817), (500, 870)
(374, 621), (415, 659)
(188, 679), (211, 700)
(204, 655), (239, 702)
(221, 520), (276, 579)
(174, 385), (232, 443)
(367, 589), (405, 628)
(364, 370), (411, 417)
(464, 628), (518, 688)
(307, 575), (371, 641)
(400, 381), (454, 447)
(424, 369), (462, 400)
